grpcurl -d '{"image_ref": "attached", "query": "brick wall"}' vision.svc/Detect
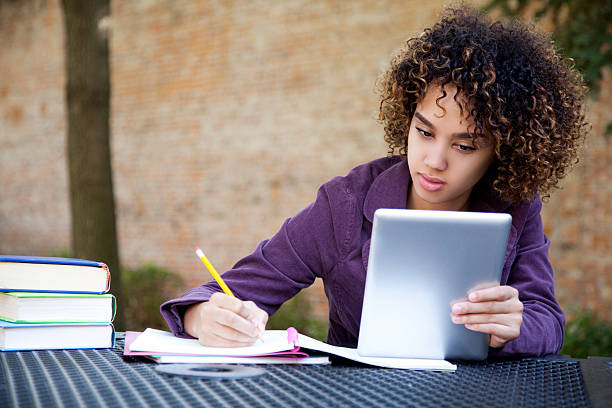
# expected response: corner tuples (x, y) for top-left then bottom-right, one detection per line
(1, 0), (610, 321)
(541, 70), (612, 321)
(0, 0), (68, 256)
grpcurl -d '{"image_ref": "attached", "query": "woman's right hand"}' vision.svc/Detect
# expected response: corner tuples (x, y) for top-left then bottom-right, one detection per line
(184, 292), (268, 347)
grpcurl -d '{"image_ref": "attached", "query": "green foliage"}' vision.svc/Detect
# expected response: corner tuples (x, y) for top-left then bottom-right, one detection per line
(50, 252), (182, 331)
(267, 292), (328, 341)
(561, 308), (612, 358)
(122, 263), (184, 332)
(605, 122), (612, 138)
(485, 0), (612, 95)
(49, 250), (74, 258)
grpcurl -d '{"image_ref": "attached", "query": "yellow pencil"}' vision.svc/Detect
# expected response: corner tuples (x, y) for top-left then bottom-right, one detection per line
(194, 247), (234, 297)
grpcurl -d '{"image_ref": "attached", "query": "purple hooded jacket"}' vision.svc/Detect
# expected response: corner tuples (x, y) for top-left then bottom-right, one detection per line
(161, 156), (565, 357)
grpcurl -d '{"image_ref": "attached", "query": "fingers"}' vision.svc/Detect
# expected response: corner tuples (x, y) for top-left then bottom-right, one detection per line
(452, 298), (523, 315)
(463, 323), (521, 348)
(241, 300), (269, 333)
(210, 294), (267, 322)
(450, 285), (523, 348)
(452, 310), (522, 343)
(214, 307), (260, 337)
(209, 293), (267, 334)
(489, 335), (510, 349)
(195, 293), (269, 347)
(467, 285), (519, 303)
(452, 284), (523, 315)
(451, 312), (522, 326)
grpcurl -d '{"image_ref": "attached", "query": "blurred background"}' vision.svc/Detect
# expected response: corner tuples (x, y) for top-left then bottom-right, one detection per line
(1, 0), (610, 357)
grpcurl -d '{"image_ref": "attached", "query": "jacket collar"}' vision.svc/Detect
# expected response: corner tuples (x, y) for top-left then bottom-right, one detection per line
(363, 157), (511, 222)
(363, 159), (411, 223)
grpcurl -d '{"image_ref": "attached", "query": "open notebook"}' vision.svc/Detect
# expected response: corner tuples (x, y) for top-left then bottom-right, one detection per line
(125, 328), (456, 371)
(124, 331), (328, 365)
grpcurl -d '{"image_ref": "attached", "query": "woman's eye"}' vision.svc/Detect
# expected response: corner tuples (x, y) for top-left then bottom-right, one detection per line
(416, 127), (432, 137)
(456, 144), (476, 152)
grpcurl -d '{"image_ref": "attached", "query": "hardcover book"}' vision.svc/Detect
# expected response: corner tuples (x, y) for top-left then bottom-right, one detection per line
(0, 255), (111, 294)
(0, 292), (116, 323)
(0, 320), (115, 351)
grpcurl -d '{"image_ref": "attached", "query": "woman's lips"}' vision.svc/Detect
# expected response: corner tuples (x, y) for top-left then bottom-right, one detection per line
(418, 173), (445, 192)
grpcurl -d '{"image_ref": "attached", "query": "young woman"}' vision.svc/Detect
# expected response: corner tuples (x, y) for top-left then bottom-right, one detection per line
(161, 5), (587, 357)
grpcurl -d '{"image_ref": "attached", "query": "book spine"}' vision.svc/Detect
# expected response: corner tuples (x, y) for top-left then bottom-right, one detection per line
(111, 295), (117, 322)
(110, 324), (116, 347)
(101, 263), (111, 293)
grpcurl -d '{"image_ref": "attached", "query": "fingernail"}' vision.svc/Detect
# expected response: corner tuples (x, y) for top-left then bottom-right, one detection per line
(469, 293), (477, 301)
(452, 304), (463, 314)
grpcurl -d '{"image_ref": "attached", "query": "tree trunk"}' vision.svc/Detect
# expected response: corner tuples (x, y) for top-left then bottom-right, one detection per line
(61, 0), (124, 331)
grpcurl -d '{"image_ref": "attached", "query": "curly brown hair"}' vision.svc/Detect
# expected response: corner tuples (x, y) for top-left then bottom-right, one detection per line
(378, 4), (588, 204)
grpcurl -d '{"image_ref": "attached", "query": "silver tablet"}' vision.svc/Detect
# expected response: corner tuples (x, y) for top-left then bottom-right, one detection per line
(357, 208), (512, 360)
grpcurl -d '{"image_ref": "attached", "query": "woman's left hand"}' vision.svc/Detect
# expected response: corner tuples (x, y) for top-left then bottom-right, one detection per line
(451, 285), (524, 348)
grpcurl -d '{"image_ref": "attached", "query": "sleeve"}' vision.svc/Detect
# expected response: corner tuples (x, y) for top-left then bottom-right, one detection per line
(160, 182), (343, 338)
(489, 199), (566, 357)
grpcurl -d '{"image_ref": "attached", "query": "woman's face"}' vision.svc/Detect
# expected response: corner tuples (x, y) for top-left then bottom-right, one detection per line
(407, 85), (495, 211)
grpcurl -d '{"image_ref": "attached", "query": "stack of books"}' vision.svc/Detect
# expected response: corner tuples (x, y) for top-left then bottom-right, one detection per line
(0, 255), (116, 351)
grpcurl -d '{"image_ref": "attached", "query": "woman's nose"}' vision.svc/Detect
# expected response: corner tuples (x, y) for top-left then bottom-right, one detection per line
(423, 144), (448, 171)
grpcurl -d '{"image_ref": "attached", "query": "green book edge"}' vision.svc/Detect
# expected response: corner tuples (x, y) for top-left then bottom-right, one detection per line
(0, 292), (115, 299)
(0, 316), (114, 324)
(0, 292), (117, 323)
